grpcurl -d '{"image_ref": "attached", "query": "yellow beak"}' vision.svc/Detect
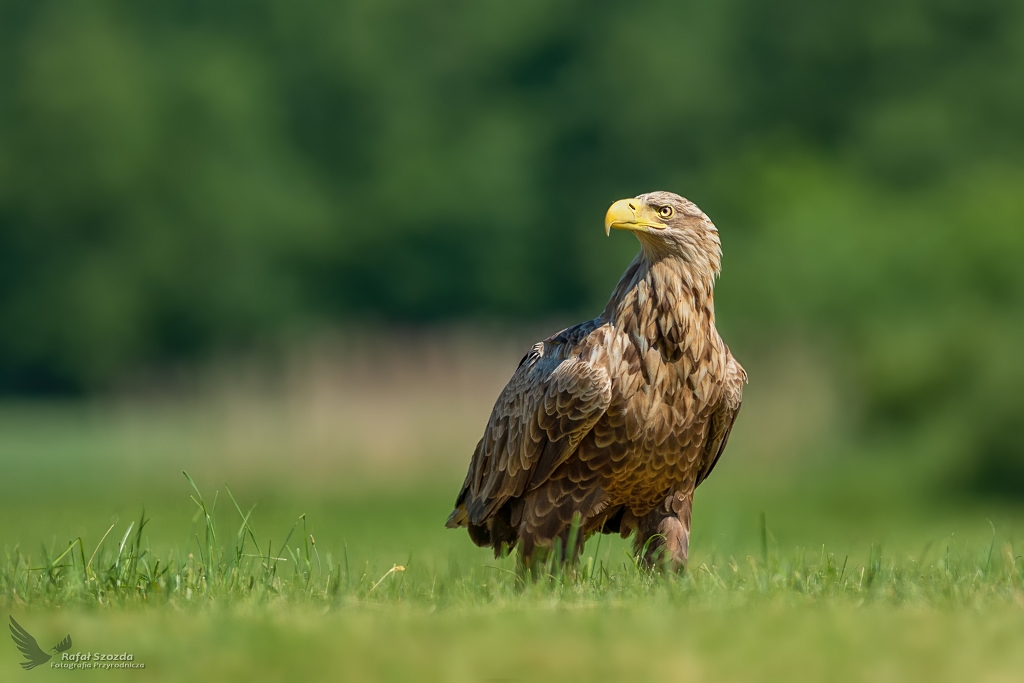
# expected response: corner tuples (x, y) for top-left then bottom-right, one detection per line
(604, 198), (668, 236)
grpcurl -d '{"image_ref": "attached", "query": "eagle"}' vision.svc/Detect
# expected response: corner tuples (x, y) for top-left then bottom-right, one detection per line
(447, 191), (746, 571)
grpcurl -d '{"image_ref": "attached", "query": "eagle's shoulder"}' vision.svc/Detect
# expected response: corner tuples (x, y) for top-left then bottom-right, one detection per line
(722, 347), (746, 408)
(694, 347), (746, 487)
(542, 318), (608, 353)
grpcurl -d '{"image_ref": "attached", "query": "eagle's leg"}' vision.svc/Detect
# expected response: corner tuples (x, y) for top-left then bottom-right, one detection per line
(514, 525), (555, 581)
(516, 512), (589, 580)
(515, 539), (565, 582)
(634, 491), (693, 572)
(515, 482), (602, 579)
(515, 544), (542, 580)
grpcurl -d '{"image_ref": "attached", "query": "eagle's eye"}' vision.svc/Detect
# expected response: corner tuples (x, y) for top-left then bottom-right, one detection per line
(658, 205), (674, 219)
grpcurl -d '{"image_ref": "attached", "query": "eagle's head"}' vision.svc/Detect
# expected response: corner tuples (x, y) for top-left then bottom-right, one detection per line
(604, 191), (722, 275)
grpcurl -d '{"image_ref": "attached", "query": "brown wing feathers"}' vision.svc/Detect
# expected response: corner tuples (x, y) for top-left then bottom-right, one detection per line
(447, 327), (612, 530)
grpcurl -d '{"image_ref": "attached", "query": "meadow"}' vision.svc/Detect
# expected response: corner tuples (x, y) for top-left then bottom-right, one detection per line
(2, 336), (1024, 682)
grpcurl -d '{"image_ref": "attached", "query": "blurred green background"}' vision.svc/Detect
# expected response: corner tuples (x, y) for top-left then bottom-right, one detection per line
(0, 0), (1022, 531)
(3, 0), (1024, 499)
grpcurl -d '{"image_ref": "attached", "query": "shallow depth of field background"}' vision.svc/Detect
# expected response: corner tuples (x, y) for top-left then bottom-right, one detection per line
(2, 1), (1024, 681)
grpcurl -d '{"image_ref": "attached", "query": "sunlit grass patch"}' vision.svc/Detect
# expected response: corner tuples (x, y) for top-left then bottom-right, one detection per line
(4, 474), (1024, 612)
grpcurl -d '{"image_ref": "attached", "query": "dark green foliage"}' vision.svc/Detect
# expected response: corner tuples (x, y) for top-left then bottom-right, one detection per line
(0, 0), (1023, 494)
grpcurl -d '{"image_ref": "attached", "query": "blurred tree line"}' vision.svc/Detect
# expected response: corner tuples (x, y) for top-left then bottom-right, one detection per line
(1, 1), (1023, 490)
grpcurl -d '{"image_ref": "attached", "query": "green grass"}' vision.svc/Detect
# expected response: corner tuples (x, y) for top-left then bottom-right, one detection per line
(4, 400), (1024, 682)
(4, 473), (1024, 683)
(4, 472), (1024, 613)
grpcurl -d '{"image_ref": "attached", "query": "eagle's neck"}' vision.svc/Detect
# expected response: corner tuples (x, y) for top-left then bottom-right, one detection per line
(601, 252), (719, 362)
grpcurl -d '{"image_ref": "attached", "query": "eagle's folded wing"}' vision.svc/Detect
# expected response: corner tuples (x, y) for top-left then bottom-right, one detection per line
(448, 325), (612, 528)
